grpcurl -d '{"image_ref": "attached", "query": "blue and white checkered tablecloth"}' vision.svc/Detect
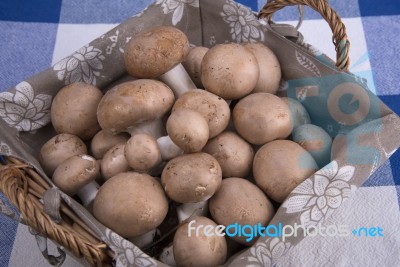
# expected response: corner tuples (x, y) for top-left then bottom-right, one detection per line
(1, 0), (399, 266)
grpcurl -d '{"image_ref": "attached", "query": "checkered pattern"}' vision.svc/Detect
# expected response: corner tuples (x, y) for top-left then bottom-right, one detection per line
(1, 0), (399, 266)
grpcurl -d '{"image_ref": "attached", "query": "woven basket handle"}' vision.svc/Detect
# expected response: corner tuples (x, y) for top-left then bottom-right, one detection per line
(258, 0), (350, 71)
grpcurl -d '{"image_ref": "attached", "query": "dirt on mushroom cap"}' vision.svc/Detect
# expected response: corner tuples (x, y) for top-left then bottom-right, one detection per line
(253, 140), (318, 203)
(51, 82), (103, 140)
(161, 152), (222, 203)
(201, 43), (259, 100)
(124, 26), (190, 78)
(172, 89), (230, 138)
(97, 79), (175, 134)
(93, 172), (169, 237)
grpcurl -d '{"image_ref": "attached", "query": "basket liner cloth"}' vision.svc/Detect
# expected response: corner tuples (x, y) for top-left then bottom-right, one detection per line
(1, 0), (400, 266)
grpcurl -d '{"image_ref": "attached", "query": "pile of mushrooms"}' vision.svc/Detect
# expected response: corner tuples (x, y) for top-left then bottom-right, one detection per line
(39, 25), (333, 267)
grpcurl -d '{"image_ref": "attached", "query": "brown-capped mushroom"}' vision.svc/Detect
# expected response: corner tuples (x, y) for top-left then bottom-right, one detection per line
(91, 130), (130, 159)
(233, 92), (292, 145)
(39, 133), (87, 176)
(201, 43), (259, 100)
(244, 42), (281, 94)
(52, 154), (100, 208)
(173, 216), (227, 267)
(161, 153), (222, 203)
(209, 177), (274, 245)
(124, 26), (196, 97)
(203, 131), (254, 178)
(124, 133), (161, 172)
(253, 140), (318, 202)
(97, 79), (174, 136)
(281, 97), (311, 129)
(182, 46), (209, 88)
(166, 108), (209, 153)
(93, 172), (169, 237)
(51, 82), (103, 140)
(172, 89), (230, 138)
(100, 143), (131, 180)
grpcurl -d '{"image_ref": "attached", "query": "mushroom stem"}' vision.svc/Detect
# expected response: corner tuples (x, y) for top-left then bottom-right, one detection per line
(127, 119), (166, 139)
(159, 64), (196, 98)
(157, 136), (184, 161)
(159, 244), (176, 267)
(128, 228), (160, 249)
(176, 201), (208, 222)
(76, 181), (100, 209)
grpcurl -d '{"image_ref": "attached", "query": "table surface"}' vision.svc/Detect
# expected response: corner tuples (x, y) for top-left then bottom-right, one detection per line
(1, 0), (399, 266)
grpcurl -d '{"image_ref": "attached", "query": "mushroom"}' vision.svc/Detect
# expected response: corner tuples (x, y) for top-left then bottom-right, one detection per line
(253, 140), (318, 202)
(166, 108), (209, 153)
(172, 89), (230, 138)
(100, 143), (131, 180)
(91, 130), (130, 159)
(182, 46), (209, 88)
(39, 133), (87, 176)
(97, 79), (174, 136)
(160, 200), (209, 267)
(209, 177), (274, 245)
(159, 199), (209, 267)
(124, 26), (196, 98)
(201, 43), (259, 100)
(51, 82), (103, 140)
(173, 216), (227, 267)
(93, 172), (169, 238)
(233, 92), (292, 145)
(281, 97), (311, 130)
(203, 131), (254, 178)
(244, 42), (281, 94)
(161, 152), (222, 203)
(292, 124), (332, 168)
(124, 133), (161, 172)
(52, 154), (100, 208)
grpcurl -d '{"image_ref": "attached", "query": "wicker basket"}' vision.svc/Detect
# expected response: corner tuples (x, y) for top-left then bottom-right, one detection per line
(1, 0), (398, 266)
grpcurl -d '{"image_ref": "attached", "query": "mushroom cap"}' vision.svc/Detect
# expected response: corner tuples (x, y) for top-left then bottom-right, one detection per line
(52, 154), (99, 195)
(101, 143), (131, 180)
(281, 97), (311, 129)
(166, 108), (209, 153)
(51, 82), (103, 140)
(161, 153), (222, 203)
(203, 131), (254, 178)
(39, 133), (87, 176)
(291, 124), (332, 168)
(173, 216), (227, 267)
(124, 26), (190, 78)
(172, 89), (230, 138)
(233, 92), (292, 145)
(209, 177), (274, 245)
(124, 133), (161, 172)
(91, 130), (130, 159)
(93, 172), (169, 237)
(253, 140), (318, 202)
(182, 46), (209, 88)
(201, 43), (259, 100)
(244, 42), (281, 94)
(97, 80), (175, 135)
